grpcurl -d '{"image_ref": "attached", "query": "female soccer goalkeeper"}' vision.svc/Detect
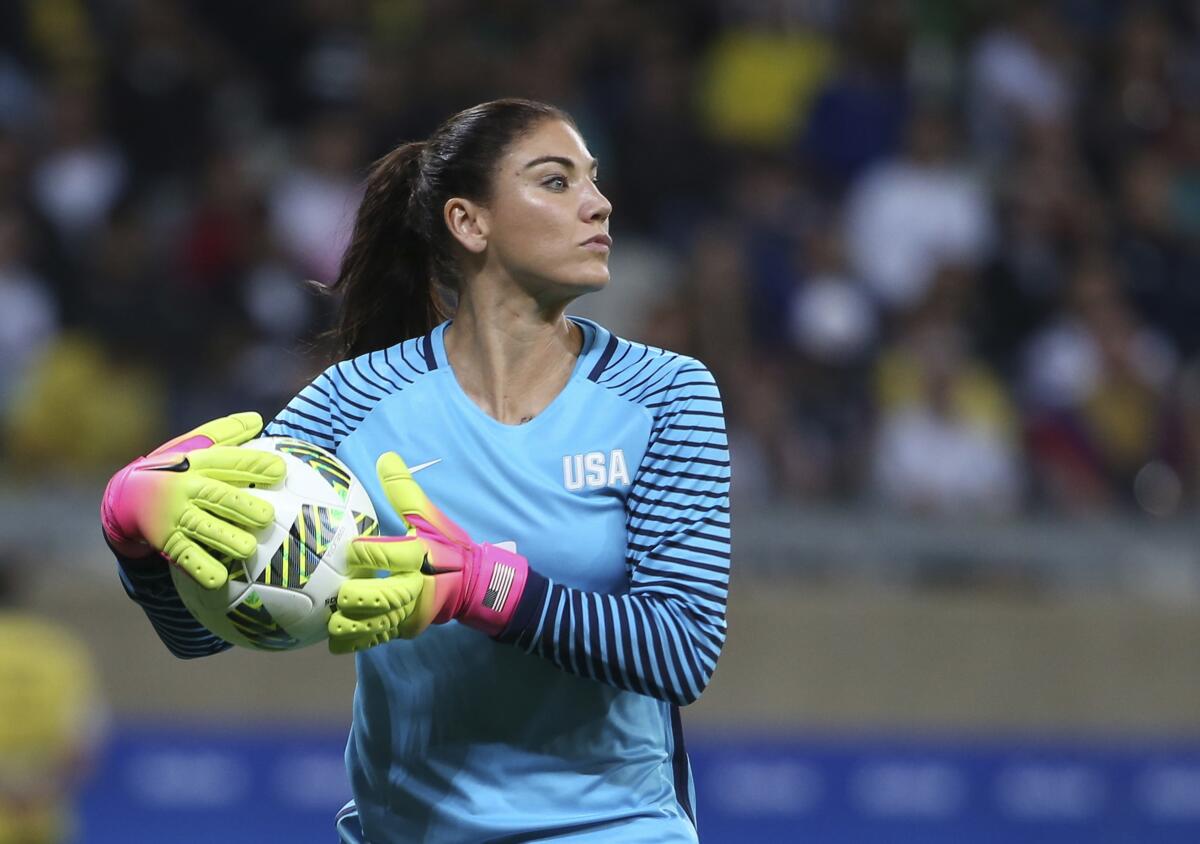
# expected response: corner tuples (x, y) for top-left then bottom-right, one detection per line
(101, 98), (730, 843)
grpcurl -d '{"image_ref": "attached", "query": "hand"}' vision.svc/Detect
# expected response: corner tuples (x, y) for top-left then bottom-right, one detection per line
(100, 412), (285, 589)
(326, 452), (531, 654)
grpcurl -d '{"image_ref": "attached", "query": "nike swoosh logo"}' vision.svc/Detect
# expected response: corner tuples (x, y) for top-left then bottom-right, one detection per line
(146, 457), (190, 472)
(422, 541), (517, 576)
(409, 458), (442, 474)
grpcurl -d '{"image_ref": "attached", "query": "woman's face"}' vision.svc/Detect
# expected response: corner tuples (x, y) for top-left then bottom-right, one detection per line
(477, 119), (613, 299)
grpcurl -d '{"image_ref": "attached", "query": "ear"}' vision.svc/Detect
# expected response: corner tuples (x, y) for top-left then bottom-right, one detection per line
(443, 197), (489, 254)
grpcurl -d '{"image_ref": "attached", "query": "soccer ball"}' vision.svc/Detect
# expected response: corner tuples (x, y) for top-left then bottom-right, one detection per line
(170, 436), (379, 651)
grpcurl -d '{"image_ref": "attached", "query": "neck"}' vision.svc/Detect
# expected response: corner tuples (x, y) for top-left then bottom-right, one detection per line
(445, 286), (582, 425)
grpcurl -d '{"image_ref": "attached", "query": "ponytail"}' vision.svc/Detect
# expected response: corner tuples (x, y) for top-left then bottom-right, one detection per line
(328, 142), (447, 361)
(326, 98), (574, 362)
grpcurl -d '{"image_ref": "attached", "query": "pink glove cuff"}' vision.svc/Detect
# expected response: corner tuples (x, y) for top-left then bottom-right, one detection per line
(457, 544), (530, 637)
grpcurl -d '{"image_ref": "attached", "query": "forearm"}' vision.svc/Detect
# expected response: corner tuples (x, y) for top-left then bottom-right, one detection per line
(112, 546), (231, 660)
(496, 570), (725, 706)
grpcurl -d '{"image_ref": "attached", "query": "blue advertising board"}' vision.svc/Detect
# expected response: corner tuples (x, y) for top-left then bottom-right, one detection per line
(78, 726), (1200, 843)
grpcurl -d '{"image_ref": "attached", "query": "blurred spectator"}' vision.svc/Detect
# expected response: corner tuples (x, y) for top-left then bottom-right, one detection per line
(698, 14), (833, 149)
(3, 0), (1200, 515)
(1169, 107), (1200, 240)
(0, 53), (37, 132)
(982, 118), (1104, 364)
(1170, 359), (1200, 511)
(0, 131), (25, 207)
(788, 221), (877, 367)
(1021, 253), (1178, 512)
(5, 332), (166, 478)
(968, 3), (1075, 169)
(798, 0), (910, 193)
(269, 112), (365, 285)
(293, 0), (370, 112)
(687, 222), (755, 388)
(228, 198), (330, 416)
(725, 358), (814, 503)
(103, 0), (216, 181)
(732, 154), (817, 348)
(74, 200), (187, 368)
(843, 100), (993, 312)
(178, 148), (259, 296)
(786, 221), (877, 497)
(607, 30), (718, 236)
(1113, 147), (1200, 357)
(1082, 5), (1176, 186)
(871, 292), (1023, 516)
(0, 206), (56, 409)
(30, 84), (126, 249)
(0, 559), (103, 844)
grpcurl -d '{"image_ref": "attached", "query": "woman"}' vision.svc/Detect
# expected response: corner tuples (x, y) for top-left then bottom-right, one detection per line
(101, 99), (731, 843)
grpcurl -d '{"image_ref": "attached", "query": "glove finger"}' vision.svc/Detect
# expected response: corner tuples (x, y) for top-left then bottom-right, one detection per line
(190, 447), (286, 487)
(327, 636), (358, 655)
(161, 533), (230, 589)
(395, 579), (441, 640)
(347, 537), (427, 575)
(151, 412), (264, 456)
(177, 504), (259, 559)
(327, 608), (403, 639)
(336, 572), (424, 620)
(374, 452), (425, 528)
(376, 452), (471, 544)
(188, 412), (265, 447)
(328, 631), (384, 655)
(191, 478), (276, 529)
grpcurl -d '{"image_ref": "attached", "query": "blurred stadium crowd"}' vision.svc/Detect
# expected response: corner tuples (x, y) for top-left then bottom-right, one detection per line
(2, 0), (1200, 518)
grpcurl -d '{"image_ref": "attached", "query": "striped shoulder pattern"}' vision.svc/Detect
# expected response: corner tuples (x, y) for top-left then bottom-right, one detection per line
(505, 338), (732, 708)
(265, 334), (439, 448)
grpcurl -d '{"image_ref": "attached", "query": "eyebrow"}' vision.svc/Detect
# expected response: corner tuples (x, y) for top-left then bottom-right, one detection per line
(522, 155), (598, 172)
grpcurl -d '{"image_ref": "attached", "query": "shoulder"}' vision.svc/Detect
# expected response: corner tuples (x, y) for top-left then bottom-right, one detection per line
(584, 323), (721, 416)
(320, 333), (439, 396)
(270, 333), (440, 448)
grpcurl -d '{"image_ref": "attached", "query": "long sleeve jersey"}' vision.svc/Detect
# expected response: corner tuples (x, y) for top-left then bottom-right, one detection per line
(119, 317), (731, 843)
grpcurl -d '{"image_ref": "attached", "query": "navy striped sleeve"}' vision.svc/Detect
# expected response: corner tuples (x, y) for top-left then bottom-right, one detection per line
(115, 553), (232, 660)
(500, 361), (731, 706)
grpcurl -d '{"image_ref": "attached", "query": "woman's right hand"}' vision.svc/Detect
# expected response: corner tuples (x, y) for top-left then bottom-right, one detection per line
(100, 412), (285, 589)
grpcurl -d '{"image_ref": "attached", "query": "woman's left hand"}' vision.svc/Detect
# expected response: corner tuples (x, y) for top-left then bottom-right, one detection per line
(326, 452), (531, 653)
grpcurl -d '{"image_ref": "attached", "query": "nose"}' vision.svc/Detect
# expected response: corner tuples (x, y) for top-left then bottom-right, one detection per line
(581, 181), (612, 224)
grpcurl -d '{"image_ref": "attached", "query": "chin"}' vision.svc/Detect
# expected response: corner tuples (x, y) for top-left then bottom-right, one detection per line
(576, 279), (609, 300)
(532, 264), (610, 304)
(561, 267), (610, 293)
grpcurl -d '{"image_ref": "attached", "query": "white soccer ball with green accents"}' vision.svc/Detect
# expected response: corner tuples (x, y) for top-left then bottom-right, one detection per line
(170, 436), (378, 651)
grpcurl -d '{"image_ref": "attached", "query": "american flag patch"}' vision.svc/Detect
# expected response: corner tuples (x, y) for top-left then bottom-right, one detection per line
(482, 563), (516, 613)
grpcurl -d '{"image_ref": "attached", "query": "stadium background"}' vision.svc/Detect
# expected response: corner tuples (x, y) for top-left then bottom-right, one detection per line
(4, 0), (1200, 841)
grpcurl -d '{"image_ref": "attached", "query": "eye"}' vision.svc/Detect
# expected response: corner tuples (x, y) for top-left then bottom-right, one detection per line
(543, 174), (568, 191)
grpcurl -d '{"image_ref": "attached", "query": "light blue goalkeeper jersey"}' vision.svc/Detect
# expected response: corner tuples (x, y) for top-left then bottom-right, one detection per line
(118, 317), (731, 843)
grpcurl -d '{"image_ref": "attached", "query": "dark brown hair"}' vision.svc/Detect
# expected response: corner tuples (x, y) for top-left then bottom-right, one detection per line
(329, 98), (574, 360)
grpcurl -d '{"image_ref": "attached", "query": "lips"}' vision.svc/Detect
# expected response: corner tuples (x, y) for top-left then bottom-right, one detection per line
(582, 233), (612, 248)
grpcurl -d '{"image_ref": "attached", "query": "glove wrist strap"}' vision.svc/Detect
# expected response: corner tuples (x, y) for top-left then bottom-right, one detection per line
(456, 544), (530, 637)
